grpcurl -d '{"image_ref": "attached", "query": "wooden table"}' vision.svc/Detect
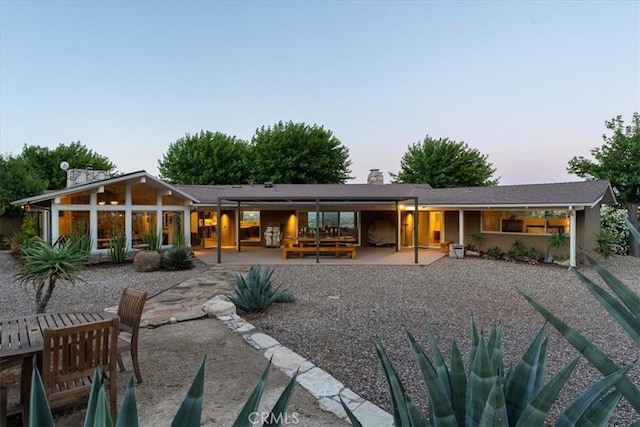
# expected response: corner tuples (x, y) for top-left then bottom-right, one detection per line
(0, 312), (117, 424)
(282, 236), (357, 259)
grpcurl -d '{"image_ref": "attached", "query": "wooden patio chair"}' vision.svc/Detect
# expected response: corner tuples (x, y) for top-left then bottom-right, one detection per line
(116, 288), (148, 383)
(42, 317), (119, 421)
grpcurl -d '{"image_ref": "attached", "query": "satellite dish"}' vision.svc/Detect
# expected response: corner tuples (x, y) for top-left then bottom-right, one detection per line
(60, 161), (69, 171)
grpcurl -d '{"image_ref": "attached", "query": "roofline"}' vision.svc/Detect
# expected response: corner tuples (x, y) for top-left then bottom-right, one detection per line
(11, 171), (200, 205)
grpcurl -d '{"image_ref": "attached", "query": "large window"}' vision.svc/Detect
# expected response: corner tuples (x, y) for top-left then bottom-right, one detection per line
(163, 211), (184, 245)
(132, 211), (158, 246)
(59, 191), (91, 205)
(58, 211), (90, 241)
(97, 183), (125, 206)
(131, 184), (157, 205)
(97, 211), (125, 249)
(302, 211), (357, 238)
(482, 210), (569, 234)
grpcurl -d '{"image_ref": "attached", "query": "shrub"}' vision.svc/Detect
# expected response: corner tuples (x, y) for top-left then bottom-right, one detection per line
(466, 233), (484, 252)
(505, 239), (541, 263)
(141, 231), (162, 251)
(107, 233), (127, 264)
(228, 265), (294, 312)
(68, 224), (92, 262)
(593, 228), (617, 260)
(600, 206), (630, 255)
(545, 230), (568, 262)
(484, 245), (503, 260)
(162, 245), (195, 271)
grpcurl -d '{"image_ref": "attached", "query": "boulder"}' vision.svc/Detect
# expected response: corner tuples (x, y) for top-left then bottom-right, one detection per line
(206, 300), (236, 317)
(133, 250), (162, 272)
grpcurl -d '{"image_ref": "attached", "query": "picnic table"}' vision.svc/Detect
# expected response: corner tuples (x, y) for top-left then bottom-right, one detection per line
(282, 236), (357, 259)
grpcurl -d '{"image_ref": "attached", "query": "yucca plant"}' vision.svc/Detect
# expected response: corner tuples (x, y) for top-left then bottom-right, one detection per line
(593, 228), (617, 260)
(523, 219), (640, 417)
(484, 246), (503, 260)
(68, 223), (93, 263)
(227, 265), (294, 312)
(107, 233), (127, 264)
(341, 319), (629, 427)
(162, 245), (195, 271)
(141, 231), (162, 251)
(15, 237), (88, 313)
(28, 357), (298, 427)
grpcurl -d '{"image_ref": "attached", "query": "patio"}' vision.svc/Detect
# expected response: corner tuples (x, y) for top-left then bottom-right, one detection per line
(193, 245), (447, 265)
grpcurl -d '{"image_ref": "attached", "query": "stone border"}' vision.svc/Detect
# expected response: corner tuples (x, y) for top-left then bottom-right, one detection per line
(216, 312), (394, 427)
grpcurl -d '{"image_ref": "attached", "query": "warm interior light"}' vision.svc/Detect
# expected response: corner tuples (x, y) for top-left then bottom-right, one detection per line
(110, 201), (118, 205)
(98, 201), (106, 205)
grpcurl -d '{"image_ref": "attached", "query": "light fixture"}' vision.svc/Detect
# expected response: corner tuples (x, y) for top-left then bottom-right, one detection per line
(110, 201), (118, 205)
(98, 201), (106, 205)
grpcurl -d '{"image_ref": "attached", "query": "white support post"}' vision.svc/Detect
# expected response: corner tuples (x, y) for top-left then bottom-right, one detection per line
(459, 210), (465, 246)
(569, 208), (577, 268)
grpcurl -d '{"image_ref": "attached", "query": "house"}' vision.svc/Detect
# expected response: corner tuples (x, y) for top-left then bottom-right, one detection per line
(12, 168), (616, 268)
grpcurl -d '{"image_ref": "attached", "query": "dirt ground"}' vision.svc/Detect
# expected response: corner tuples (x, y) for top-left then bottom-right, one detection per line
(22, 317), (346, 426)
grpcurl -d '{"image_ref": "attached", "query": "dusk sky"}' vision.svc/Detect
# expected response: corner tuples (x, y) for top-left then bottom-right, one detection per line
(1, 1), (638, 185)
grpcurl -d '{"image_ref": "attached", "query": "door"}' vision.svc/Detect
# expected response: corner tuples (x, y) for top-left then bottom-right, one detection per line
(417, 211), (443, 248)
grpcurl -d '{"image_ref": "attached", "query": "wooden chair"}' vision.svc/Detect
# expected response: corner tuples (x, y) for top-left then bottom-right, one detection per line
(116, 288), (148, 383)
(42, 317), (119, 421)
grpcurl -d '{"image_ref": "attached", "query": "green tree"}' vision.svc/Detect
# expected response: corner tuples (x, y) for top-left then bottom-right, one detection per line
(158, 131), (251, 184)
(0, 155), (47, 217)
(568, 113), (640, 257)
(392, 135), (499, 187)
(20, 141), (117, 190)
(250, 121), (352, 184)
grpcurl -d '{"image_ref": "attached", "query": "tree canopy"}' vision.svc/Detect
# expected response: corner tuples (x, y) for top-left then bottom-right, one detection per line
(20, 141), (117, 190)
(250, 121), (352, 184)
(158, 131), (251, 185)
(0, 155), (48, 217)
(568, 112), (640, 257)
(393, 135), (499, 187)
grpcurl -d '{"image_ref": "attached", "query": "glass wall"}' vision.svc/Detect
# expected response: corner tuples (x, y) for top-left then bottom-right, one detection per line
(302, 211), (357, 238)
(97, 211), (125, 249)
(131, 184), (157, 205)
(241, 211), (260, 242)
(132, 211), (158, 246)
(482, 210), (569, 234)
(58, 211), (90, 243)
(162, 211), (184, 245)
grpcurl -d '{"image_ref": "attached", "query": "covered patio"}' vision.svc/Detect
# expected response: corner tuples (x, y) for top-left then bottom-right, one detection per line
(193, 245), (447, 266)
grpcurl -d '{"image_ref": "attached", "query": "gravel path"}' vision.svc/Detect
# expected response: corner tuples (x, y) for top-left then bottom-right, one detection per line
(243, 256), (640, 425)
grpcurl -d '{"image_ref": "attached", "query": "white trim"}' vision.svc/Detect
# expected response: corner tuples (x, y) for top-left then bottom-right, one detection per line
(459, 210), (464, 246)
(569, 208), (577, 268)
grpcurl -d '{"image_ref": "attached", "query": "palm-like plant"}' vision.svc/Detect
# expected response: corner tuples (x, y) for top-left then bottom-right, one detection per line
(228, 265), (294, 312)
(15, 237), (88, 313)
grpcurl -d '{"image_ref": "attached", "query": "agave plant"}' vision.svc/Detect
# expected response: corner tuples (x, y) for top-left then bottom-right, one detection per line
(28, 357), (298, 427)
(107, 232), (127, 264)
(227, 265), (294, 312)
(162, 245), (195, 271)
(523, 219), (640, 417)
(341, 319), (629, 427)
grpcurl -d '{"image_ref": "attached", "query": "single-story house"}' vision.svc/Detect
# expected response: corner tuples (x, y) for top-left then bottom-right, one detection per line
(12, 168), (616, 267)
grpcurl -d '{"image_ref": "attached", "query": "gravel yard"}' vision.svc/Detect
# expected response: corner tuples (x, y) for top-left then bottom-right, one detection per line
(2, 250), (639, 425)
(244, 256), (640, 425)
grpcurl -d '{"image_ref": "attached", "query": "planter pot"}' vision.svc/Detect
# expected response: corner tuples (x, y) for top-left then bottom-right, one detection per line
(133, 250), (162, 272)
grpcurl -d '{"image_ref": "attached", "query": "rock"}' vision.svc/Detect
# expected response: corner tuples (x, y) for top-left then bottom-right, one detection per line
(206, 300), (236, 317)
(133, 250), (162, 272)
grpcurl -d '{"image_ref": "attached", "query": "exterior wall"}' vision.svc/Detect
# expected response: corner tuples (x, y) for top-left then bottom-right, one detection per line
(579, 207), (600, 252)
(0, 216), (22, 243)
(219, 210), (236, 247)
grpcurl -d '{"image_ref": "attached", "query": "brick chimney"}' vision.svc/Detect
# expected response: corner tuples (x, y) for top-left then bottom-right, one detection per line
(367, 168), (384, 185)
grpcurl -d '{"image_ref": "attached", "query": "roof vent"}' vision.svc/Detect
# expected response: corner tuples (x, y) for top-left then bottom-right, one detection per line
(264, 181), (274, 188)
(367, 169), (384, 185)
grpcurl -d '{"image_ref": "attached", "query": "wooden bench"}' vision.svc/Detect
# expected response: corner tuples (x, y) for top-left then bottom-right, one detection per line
(282, 245), (356, 260)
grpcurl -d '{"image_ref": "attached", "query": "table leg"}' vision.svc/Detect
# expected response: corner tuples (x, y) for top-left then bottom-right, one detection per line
(20, 356), (33, 426)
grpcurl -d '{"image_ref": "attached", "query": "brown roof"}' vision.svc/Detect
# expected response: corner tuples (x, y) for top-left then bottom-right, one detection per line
(176, 180), (614, 208)
(416, 180), (615, 207)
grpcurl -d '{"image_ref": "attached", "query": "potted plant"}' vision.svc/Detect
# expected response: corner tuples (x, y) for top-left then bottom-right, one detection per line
(3, 232), (22, 253)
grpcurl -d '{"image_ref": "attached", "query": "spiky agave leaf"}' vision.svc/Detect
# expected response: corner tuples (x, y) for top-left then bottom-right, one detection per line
(515, 356), (580, 426)
(576, 391), (622, 427)
(376, 343), (413, 427)
(116, 376), (139, 427)
(533, 336), (548, 395)
(479, 376), (509, 427)
(486, 324), (504, 378)
(505, 326), (546, 423)
(84, 365), (113, 427)
(263, 370), (298, 427)
(521, 292), (640, 413)
(29, 367), (54, 427)
(626, 218), (640, 243)
(554, 365), (631, 427)
(232, 359), (270, 427)
(171, 357), (206, 427)
(339, 397), (364, 427)
(470, 316), (480, 370)
(465, 332), (495, 427)
(425, 322), (453, 401)
(406, 331), (456, 427)
(450, 340), (467, 427)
